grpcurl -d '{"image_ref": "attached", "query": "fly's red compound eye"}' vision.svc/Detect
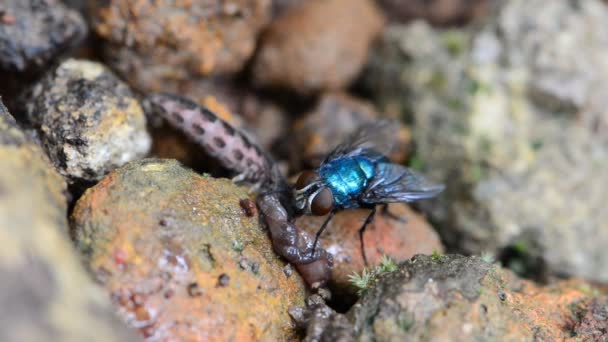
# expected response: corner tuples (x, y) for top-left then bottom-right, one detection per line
(296, 170), (320, 190)
(311, 188), (334, 216)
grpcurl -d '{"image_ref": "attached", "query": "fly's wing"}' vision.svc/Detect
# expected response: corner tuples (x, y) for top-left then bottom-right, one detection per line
(361, 163), (445, 204)
(322, 120), (397, 164)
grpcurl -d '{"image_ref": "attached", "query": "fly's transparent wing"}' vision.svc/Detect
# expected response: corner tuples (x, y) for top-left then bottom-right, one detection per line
(322, 120), (398, 164)
(361, 163), (445, 204)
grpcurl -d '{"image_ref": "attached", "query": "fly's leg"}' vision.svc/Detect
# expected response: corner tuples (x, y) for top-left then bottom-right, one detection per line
(380, 203), (407, 223)
(359, 206), (377, 266)
(310, 210), (337, 258)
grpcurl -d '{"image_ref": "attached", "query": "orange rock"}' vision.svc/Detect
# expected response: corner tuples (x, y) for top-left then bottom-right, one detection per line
(91, 0), (271, 92)
(252, 0), (385, 94)
(296, 203), (444, 292)
(71, 159), (306, 341)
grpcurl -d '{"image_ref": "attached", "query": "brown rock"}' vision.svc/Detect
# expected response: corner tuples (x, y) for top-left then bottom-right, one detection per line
(71, 158), (307, 341)
(252, 0), (385, 95)
(20, 59), (151, 186)
(90, 0), (272, 92)
(0, 100), (137, 342)
(296, 203), (444, 293)
(291, 92), (411, 169)
(377, 0), (491, 26)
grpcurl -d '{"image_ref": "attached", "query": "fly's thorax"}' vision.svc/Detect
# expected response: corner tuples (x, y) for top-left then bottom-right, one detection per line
(318, 156), (376, 207)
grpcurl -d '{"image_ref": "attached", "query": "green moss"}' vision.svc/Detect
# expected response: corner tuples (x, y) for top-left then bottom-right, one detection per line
(513, 240), (528, 254)
(232, 240), (244, 252)
(468, 79), (493, 95)
(398, 311), (416, 332)
(470, 163), (485, 182)
(408, 153), (426, 172)
(478, 136), (493, 156)
(431, 250), (442, 261)
(481, 252), (496, 264)
(442, 31), (467, 56)
(530, 139), (544, 151)
(348, 268), (374, 296)
(428, 72), (447, 92)
(447, 97), (466, 110)
(379, 255), (398, 273)
(348, 255), (399, 296)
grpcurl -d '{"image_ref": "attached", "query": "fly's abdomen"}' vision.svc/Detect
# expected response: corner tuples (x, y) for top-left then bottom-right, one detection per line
(148, 93), (270, 183)
(319, 157), (375, 207)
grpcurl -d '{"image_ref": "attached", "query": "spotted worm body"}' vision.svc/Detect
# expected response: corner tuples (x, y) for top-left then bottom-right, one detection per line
(148, 93), (272, 187)
(147, 93), (332, 286)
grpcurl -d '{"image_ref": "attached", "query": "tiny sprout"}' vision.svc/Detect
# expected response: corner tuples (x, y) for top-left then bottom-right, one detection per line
(431, 250), (442, 261)
(232, 240), (244, 252)
(379, 255), (398, 273)
(481, 252), (495, 263)
(348, 255), (400, 296)
(348, 268), (373, 296)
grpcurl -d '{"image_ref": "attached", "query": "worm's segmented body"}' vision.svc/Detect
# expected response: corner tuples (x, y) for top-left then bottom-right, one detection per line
(147, 92), (333, 286)
(149, 93), (272, 187)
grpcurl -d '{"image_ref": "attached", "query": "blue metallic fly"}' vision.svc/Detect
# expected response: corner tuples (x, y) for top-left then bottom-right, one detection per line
(293, 120), (444, 264)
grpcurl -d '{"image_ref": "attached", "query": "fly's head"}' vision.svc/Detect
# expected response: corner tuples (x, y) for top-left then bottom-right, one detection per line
(294, 170), (334, 216)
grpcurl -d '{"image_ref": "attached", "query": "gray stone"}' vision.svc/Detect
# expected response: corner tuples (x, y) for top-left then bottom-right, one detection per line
(21, 59), (151, 185)
(363, 0), (608, 281)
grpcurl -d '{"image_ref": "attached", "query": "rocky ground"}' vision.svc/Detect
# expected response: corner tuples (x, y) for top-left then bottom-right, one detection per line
(1, 0), (607, 341)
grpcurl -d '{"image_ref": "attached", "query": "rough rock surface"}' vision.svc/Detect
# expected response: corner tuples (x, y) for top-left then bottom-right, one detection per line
(252, 0), (384, 95)
(71, 158), (307, 341)
(297, 255), (608, 341)
(296, 203), (444, 294)
(21, 59), (151, 186)
(291, 92), (410, 169)
(363, 0), (608, 282)
(0, 0), (86, 73)
(0, 100), (137, 342)
(377, 0), (491, 26)
(90, 0), (271, 92)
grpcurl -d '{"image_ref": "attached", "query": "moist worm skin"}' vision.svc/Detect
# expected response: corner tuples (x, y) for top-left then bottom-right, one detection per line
(147, 92), (332, 286)
(148, 92), (271, 185)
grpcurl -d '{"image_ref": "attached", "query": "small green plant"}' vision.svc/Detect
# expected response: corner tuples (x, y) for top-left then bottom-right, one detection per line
(481, 252), (496, 264)
(348, 268), (374, 296)
(348, 255), (399, 296)
(408, 153), (426, 171)
(379, 255), (398, 273)
(431, 250), (442, 261)
(232, 240), (244, 252)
